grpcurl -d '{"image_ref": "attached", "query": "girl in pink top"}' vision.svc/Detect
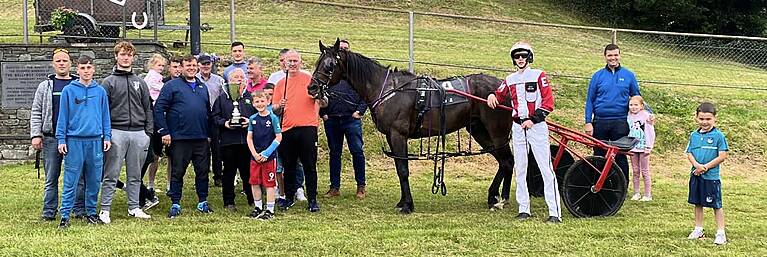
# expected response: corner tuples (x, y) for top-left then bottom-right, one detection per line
(627, 95), (656, 201)
(144, 54), (166, 102)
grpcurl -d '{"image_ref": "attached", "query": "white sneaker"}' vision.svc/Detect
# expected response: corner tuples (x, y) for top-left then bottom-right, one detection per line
(296, 187), (307, 201)
(128, 208), (152, 219)
(687, 228), (704, 239)
(640, 196), (653, 202)
(631, 193), (641, 201)
(714, 232), (727, 245)
(99, 210), (111, 224)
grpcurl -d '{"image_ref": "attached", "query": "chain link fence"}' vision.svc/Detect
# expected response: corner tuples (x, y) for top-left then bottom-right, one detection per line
(27, 0), (170, 43)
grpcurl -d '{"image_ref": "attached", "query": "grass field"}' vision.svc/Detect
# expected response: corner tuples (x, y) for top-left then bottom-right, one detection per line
(2, 0), (767, 256)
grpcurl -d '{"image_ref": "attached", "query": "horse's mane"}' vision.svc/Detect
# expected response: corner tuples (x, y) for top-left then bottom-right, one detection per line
(345, 51), (415, 86)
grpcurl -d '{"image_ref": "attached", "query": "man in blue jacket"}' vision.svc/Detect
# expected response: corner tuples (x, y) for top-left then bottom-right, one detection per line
(584, 44), (643, 181)
(154, 55), (214, 218)
(320, 40), (368, 199)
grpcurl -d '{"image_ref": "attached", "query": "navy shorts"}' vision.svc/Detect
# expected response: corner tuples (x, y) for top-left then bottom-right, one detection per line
(688, 175), (722, 209)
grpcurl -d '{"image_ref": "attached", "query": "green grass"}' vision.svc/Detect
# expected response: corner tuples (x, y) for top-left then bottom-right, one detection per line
(2, 0), (767, 255)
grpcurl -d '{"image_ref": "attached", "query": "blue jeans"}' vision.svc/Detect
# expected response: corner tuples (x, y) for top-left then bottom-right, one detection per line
(60, 138), (104, 220)
(324, 117), (366, 189)
(41, 136), (85, 218)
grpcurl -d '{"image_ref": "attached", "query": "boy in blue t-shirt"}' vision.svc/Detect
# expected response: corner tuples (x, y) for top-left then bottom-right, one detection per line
(246, 90), (282, 220)
(685, 102), (729, 245)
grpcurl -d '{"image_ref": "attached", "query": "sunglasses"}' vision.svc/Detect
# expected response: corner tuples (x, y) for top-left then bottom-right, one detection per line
(53, 48), (69, 54)
(513, 52), (529, 59)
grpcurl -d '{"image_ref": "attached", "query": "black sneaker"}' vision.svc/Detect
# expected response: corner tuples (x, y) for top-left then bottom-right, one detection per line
(224, 204), (237, 212)
(86, 215), (104, 225)
(256, 210), (274, 220)
(248, 207), (263, 219)
(308, 199), (320, 213)
(58, 218), (70, 229)
(72, 213), (87, 220)
(516, 213), (531, 221)
(42, 215), (56, 221)
(546, 216), (562, 224)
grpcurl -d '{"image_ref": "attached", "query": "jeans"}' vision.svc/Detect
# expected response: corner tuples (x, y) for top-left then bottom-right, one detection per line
(324, 117), (366, 189)
(41, 136), (85, 218)
(592, 119), (630, 182)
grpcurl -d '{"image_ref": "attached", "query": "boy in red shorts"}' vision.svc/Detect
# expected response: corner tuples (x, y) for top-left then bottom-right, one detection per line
(246, 90), (282, 220)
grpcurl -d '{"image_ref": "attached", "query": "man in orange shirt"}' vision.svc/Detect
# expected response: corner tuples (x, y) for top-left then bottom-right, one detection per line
(272, 50), (327, 212)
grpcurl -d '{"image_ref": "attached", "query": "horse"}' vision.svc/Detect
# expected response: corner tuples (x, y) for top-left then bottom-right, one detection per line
(308, 39), (514, 214)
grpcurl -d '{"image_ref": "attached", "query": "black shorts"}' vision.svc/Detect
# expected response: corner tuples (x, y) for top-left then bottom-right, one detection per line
(688, 175), (722, 209)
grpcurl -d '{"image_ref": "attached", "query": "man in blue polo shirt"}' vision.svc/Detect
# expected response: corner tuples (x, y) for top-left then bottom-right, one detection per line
(584, 43), (645, 181)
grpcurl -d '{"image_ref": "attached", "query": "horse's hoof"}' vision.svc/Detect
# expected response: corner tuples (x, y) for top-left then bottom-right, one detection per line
(487, 195), (501, 209)
(398, 207), (413, 214)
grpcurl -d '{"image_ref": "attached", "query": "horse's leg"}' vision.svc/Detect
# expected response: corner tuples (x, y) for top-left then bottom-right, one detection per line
(387, 132), (414, 214)
(468, 121), (510, 209)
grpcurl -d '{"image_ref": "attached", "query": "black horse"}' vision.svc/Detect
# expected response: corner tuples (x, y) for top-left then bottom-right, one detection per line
(308, 39), (514, 214)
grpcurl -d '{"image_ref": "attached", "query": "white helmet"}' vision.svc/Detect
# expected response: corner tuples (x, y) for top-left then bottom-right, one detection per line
(509, 42), (534, 66)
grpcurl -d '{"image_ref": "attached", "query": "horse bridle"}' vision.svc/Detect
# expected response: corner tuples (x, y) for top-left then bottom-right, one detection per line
(310, 50), (340, 99)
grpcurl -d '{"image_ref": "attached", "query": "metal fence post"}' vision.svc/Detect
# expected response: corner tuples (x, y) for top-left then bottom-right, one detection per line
(190, 0), (201, 55)
(230, 0), (236, 43)
(611, 29), (617, 44)
(408, 11), (414, 73)
(23, 0), (29, 44)
(153, 0), (159, 42)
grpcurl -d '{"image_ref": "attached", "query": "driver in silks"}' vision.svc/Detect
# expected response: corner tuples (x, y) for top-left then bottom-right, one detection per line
(486, 41), (563, 223)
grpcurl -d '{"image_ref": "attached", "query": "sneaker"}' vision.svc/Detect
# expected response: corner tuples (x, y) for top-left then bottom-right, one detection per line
(546, 216), (562, 224)
(296, 188), (307, 201)
(631, 193), (641, 201)
(128, 208), (152, 219)
(516, 213), (531, 221)
(41, 215), (56, 221)
(640, 196), (653, 202)
(257, 210), (275, 220)
(58, 218), (70, 229)
(248, 207), (263, 219)
(99, 210), (111, 224)
(143, 195), (160, 210)
(86, 215), (104, 225)
(687, 228), (705, 239)
(308, 199), (320, 213)
(224, 204), (237, 212)
(72, 212), (87, 220)
(356, 185), (367, 200)
(197, 201), (214, 214)
(277, 198), (295, 210)
(167, 204), (182, 219)
(714, 232), (727, 245)
(324, 188), (341, 198)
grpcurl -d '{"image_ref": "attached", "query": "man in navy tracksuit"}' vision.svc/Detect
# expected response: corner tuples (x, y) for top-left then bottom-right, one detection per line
(584, 44), (647, 181)
(154, 55), (214, 218)
(56, 55), (112, 228)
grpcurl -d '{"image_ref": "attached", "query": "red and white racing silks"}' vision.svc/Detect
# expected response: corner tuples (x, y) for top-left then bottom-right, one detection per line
(493, 68), (554, 122)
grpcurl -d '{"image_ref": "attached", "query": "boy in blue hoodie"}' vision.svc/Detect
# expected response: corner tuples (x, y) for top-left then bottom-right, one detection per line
(56, 55), (112, 229)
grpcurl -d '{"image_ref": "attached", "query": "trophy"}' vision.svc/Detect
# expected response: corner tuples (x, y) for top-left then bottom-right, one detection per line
(226, 83), (243, 126)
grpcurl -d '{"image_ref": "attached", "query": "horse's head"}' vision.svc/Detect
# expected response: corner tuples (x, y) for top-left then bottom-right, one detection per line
(308, 38), (346, 99)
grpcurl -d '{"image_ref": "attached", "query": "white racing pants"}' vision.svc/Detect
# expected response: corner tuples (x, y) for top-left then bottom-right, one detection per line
(512, 122), (562, 218)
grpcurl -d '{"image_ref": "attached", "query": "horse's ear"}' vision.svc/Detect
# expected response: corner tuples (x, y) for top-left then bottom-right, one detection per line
(319, 40), (327, 51)
(332, 38), (341, 51)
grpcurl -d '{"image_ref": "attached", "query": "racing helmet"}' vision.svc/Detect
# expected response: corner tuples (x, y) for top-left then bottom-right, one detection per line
(509, 42), (534, 66)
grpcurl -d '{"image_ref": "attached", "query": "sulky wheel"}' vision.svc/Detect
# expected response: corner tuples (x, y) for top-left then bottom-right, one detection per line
(527, 145), (574, 197)
(562, 156), (626, 218)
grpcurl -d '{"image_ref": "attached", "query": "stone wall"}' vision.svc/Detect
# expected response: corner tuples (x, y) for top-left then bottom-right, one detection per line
(0, 42), (169, 163)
